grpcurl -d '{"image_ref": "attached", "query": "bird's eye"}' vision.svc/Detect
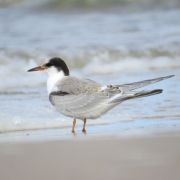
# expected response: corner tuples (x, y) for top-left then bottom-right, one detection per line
(45, 62), (52, 67)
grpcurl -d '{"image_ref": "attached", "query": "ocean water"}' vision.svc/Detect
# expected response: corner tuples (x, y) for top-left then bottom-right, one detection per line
(0, 1), (180, 135)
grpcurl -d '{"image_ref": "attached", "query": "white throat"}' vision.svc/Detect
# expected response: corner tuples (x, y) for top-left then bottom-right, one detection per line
(47, 67), (65, 94)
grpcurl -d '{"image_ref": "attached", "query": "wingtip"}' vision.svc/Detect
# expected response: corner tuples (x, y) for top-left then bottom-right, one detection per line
(154, 89), (163, 94)
(166, 75), (175, 79)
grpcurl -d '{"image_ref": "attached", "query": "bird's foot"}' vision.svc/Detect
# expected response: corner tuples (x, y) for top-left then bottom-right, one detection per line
(72, 130), (76, 135)
(82, 128), (87, 134)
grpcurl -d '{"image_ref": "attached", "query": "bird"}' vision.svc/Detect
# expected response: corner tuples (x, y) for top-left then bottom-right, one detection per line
(27, 57), (174, 133)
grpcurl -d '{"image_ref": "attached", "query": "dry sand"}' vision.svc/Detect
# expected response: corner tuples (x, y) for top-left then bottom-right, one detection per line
(0, 133), (180, 180)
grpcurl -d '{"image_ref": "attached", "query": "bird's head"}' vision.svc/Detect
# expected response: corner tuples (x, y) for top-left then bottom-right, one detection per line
(27, 57), (69, 76)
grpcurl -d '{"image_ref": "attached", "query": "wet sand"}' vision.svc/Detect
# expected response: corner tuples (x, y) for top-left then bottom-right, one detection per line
(0, 133), (180, 180)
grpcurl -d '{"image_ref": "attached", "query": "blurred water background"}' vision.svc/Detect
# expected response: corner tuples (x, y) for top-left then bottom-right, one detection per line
(0, 0), (180, 134)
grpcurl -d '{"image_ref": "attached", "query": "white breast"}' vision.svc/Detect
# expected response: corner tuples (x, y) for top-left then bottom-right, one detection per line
(47, 67), (65, 94)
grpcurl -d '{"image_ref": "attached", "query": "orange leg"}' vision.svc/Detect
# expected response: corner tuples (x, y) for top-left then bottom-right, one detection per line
(82, 118), (87, 133)
(72, 118), (76, 133)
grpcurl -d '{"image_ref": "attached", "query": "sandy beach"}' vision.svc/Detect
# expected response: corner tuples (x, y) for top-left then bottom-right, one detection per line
(0, 132), (180, 180)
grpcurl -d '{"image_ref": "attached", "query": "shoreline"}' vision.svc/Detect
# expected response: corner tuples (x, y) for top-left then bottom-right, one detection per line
(0, 119), (180, 143)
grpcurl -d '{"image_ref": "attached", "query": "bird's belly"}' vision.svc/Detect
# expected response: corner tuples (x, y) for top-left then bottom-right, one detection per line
(54, 103), (115, 119)
(50, 94), (117, 119)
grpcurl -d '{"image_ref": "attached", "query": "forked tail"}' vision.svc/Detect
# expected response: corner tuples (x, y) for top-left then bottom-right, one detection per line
(110, 89), (163, 103)
(108, 75), (174, 104)
(115, 75), (174, 91)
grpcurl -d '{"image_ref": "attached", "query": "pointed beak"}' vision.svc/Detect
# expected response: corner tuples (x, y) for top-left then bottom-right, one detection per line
(27, 65), (47, 72)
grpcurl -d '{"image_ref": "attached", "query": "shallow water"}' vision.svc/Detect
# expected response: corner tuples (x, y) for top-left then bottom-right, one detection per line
(0, 3), (180, 135)
(0, 70), (179, 134)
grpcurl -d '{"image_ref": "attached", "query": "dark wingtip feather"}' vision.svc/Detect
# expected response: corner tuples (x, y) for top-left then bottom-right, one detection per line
(150, 89), (163, 94)
(165, 75), (175, 79)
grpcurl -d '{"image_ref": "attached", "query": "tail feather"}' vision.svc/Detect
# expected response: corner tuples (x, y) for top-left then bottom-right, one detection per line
(108, 75), (174, 104)
(110, 89), (163, 103)
(116, 75), (174, 91)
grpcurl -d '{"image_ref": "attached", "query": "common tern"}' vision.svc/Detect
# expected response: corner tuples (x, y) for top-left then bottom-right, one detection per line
(28, 57), (174, 133)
